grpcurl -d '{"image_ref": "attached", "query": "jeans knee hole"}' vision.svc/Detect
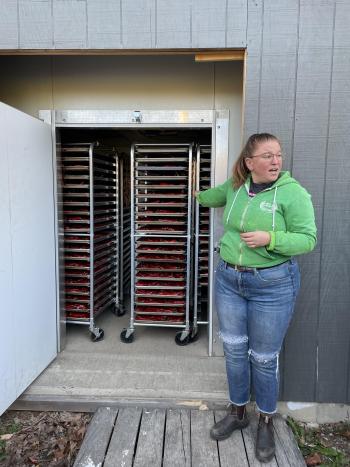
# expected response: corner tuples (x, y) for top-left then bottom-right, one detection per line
(219, 332), (248, 346)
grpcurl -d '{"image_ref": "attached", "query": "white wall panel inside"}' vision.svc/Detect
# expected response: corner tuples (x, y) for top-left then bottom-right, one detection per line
(0, 55), (243, 173)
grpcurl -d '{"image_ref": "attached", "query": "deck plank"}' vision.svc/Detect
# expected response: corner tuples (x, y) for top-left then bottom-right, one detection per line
(214, 410), (249, 467)
(104, 407), (142, 467)
(74, 406), (305, 467)
(273, 416), (306, 466)
(133, 408), (166, 467)
(163, 409), (191, 467)
(191, 410), (220, 467)
(73, 406), (117, 467)
(241, 414), (278, 467)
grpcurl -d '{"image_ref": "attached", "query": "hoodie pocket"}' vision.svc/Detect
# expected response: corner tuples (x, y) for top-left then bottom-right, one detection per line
(255, 261), (290, 283)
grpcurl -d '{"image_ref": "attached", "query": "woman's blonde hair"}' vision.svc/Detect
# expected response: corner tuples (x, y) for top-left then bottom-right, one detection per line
(232, 133), (281, 189)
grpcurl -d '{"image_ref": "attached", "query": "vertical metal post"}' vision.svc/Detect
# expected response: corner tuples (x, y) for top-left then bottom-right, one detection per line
(193, 145), (201, 334)
(129, 145), (135, 331)
(89, 144), (95, 332)
(119, 158), (124, 308)
(185, 144), (193, 333)
(210, 110), (230, 356)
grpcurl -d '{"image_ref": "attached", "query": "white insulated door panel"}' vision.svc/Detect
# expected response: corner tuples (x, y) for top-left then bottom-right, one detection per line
(0, 102), (57, 415)
(0, 111), (16, 415)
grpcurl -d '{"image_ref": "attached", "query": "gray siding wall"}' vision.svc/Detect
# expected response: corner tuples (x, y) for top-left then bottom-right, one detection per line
(244, 0), (350, 405)
(0, 0), (247, 49)
(0, 0), (349, 404)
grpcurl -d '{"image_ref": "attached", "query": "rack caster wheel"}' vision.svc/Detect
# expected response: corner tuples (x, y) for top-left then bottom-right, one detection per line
(120, 328), (134, 343)
(175, 331), (191, 346)
(91, 328), (104, 342)
(112, 303), (126, 317)
(189, 329), (199, 343)
(116, 305), (126, 317)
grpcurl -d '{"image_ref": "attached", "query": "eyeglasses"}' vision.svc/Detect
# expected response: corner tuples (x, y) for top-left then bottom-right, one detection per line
(247, 152), (283, 161)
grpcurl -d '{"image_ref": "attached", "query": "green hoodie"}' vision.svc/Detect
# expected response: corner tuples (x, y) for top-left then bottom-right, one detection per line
(196, 171), (317, 268)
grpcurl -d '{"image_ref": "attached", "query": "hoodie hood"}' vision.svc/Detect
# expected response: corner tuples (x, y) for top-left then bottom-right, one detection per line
(244, 171), (299, 191)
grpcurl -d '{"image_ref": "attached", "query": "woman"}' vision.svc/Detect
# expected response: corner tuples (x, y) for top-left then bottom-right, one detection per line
(196, 133), (316, 462)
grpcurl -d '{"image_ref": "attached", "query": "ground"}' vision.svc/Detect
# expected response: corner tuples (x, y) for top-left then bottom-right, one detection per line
(0, 410), (349, 466)
(0, 411), (91, 467)
(287, 417), (350, 466)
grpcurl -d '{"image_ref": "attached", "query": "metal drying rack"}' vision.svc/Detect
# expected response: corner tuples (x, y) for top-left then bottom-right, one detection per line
(120, 143), (194, 345)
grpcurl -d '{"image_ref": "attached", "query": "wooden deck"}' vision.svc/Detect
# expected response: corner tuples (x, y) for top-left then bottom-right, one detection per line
(73, 407), (306, 467)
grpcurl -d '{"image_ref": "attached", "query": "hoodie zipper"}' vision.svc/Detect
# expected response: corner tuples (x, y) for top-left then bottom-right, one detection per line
(238, 183), (251, 265)
(238, 183), (277, 265)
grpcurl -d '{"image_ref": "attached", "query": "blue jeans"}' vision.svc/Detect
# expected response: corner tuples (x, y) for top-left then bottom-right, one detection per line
(215, 258), (300, 414)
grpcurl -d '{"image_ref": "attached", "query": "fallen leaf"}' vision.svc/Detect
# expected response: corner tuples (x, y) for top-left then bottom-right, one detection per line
(305, 452), (322, 466)
(0, 433), (14, 440)
(28, 455), (39, 464)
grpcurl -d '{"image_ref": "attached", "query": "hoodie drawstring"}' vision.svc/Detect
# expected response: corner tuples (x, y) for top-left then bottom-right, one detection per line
(226, 186), (242, 223)
(272, 186), (277, 231)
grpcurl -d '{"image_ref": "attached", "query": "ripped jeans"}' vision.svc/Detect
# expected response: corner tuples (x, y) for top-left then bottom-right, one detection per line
(215, 258), (300, 414)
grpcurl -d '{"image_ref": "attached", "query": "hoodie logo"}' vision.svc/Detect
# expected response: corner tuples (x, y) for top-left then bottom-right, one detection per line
(260, 201), (277, 213)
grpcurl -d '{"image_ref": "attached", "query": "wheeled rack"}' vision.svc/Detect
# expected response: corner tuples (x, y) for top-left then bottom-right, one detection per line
(193, 145), (212, 339)
(59, 142), (119, 341)
(121, 143), (194, 345)
(118, 156), (131, 315)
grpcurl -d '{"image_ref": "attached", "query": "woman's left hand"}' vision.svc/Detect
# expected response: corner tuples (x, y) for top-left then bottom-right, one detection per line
(240, 231), (271, 248)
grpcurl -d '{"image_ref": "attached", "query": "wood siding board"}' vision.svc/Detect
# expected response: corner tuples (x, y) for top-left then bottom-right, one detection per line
(321, 161), (350, 181)
(53, 0), (87, 49)
(318, 342), (349, 402)
(104, 407), (142, 467)
(319, 311), (350, 341)
(321, 211), (350, 244)
(263, 8), (298, 35)
(245, 80), (260, 102)
(334, 3), (350, 48)
(0, 0), (18, 48)
(87, 0), (121, 49)
(318, 138), (350, 404)
(258, 98), (295, 135)
(297, 49), (333, 93)
(19, 0), (53, 49)
(260, 76), (296, 100)
(73, 407), (118, 467)
(260, 53), (297, 101)
(294, 94), (331, 138)
(156, 1), (191, 48)
(191, 0), (226, 48)
(244, 0), (262, 136)
(226, 0), (247, 47)
(243, 98), (259, 135)
(327, 138), (350, 160)
(133, 409), (166, 467)
(246, 0), (263, 55)
(163, 409), (191, 467)
(299, 3), (334, 50)
(191, 410), (220, 467)
(264, 0), (298, 11)
(328, 92), (350, 137)
(121, 0), (155, 48)
(262, 35), (298, 55)
(332, 48), (350, 91)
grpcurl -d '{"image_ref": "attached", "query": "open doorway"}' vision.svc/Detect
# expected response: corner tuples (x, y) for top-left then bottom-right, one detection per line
(57, 126), (213, 360)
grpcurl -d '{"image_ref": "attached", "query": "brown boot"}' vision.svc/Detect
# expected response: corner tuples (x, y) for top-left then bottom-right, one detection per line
(256, 414), (275, 463)
(210, 404), (249, 441)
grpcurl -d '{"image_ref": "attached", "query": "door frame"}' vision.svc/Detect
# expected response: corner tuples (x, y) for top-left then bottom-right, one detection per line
(39, 109), (229, 356)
